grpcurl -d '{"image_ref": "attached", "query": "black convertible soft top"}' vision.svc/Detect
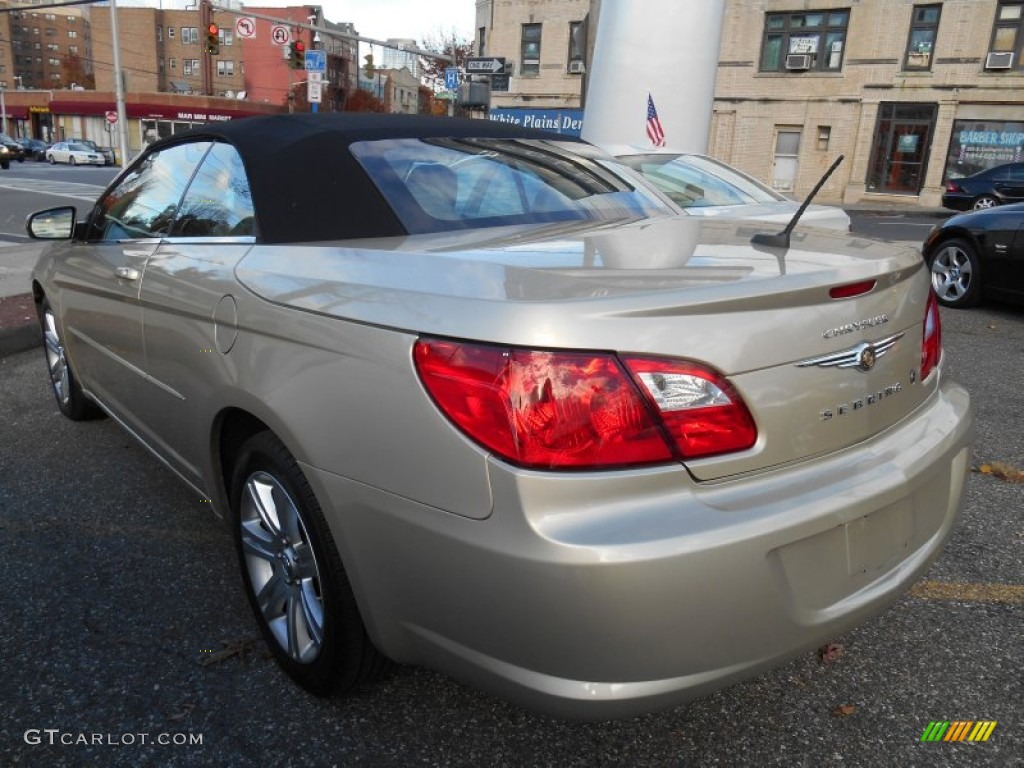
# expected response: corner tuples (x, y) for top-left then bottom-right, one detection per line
(151, 113), (579, 243)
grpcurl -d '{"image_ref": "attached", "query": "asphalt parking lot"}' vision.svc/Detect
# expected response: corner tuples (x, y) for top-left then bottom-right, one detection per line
(1, 302), (1021, 767)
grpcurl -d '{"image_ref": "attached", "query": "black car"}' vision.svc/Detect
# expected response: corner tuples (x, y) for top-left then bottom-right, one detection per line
(922, 202), (1024, 308)
(0, 133), (26, 165)
(941, 162), (1024, 211)
(17, 137), (49, 161)
(78, 139), (115, 166)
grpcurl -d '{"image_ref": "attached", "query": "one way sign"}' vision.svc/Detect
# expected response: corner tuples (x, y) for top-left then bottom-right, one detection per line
(465, 57), (506, 74)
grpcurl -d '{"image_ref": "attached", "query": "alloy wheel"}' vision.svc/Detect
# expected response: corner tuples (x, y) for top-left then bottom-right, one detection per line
(239, 471), (325, 664)
(930, 243), (974, 305)
(42, 307), (71, 407)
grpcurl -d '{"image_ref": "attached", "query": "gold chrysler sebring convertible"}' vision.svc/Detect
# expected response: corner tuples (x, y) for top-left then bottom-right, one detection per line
(28, 114), (972, 719)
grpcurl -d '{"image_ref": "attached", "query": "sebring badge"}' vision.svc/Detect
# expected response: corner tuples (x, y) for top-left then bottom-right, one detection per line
(796, 332), (905, 372)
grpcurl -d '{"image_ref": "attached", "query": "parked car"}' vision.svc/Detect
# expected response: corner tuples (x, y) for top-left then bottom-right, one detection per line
(613, 148), (851, 231)
(0, 143), (9, 170)
(923, 201), (1024, 307)
(45, 141), (107, 166)
(17, 137), (50, 161)
(0, 133), (26, 163)
(941, 162), (1024, 211)
(26, 114), (971, 719)
(78, 138), (116, 165)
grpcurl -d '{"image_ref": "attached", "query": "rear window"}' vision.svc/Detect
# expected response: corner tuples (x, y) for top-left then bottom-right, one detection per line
(351, 137), (675, 235)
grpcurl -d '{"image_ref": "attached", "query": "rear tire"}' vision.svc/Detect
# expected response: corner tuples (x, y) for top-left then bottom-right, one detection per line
(971, 195), (999, 210)
(48, 154), (56, 164)
(69, 156), (76, 166)
(928, 238), (981, 308)
(230, 432), (386, 696)
(1, 159), (8, 170)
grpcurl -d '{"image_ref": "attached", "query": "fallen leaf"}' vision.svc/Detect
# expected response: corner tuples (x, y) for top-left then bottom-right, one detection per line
(168, 702), (195, 721)
(975, 462), (1024, 483)
(818, 642), (844, 664)
(199, 636), (260, 666)
(831, 704), (857, 717)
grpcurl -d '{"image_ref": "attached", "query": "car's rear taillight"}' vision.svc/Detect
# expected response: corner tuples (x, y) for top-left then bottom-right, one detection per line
(921, 290), (942, 380)
(414, 339), (758, 470)
(945, 181), (962, 193)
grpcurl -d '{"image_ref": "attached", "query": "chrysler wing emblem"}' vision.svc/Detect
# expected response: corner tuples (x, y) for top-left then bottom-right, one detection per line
(796, 332), (905, 372)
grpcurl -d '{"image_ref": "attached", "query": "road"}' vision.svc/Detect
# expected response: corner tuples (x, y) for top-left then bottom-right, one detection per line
(2, 276), (1022, 762)
(0, 162), (119, 244)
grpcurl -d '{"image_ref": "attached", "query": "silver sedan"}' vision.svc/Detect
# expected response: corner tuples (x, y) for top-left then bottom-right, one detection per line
(26, 114), (972, 719)
(45, 141), (107, 166)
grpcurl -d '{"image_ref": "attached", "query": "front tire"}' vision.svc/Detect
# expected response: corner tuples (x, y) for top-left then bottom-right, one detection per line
(230, 432), (385, 696)
(38, 298), (103, 420)
(928, 238), (981, 308)
(971, 195), (999, 210)
(69, 156), (76, 166)
(48, 154), (56, 164)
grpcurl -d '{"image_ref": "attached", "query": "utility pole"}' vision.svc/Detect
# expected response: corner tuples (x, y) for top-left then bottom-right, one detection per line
(201, 0), (213, 97)
(109, 0), (130, 168)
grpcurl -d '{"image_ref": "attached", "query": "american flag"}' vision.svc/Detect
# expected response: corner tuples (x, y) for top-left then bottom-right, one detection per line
(646, 94), (666, 148)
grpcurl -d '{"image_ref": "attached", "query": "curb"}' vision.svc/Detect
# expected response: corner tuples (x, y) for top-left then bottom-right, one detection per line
(0, 322), (40, 357)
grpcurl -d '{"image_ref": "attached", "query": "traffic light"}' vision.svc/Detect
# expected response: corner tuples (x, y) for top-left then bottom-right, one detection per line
(289, 40), (306, 69)
(206, 23), (219, 55)
(364, 53), (374, 77)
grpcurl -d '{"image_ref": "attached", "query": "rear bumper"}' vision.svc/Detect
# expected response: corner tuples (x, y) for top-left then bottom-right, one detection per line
(307, 377), (972, 719)
(940, 193), (973, 211)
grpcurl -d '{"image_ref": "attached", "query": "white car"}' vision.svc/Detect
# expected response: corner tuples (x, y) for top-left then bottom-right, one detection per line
(46, 141), (106, 166)
(613, 147), (852, 231)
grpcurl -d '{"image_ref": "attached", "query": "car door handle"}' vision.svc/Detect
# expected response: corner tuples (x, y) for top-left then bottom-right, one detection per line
(114, 266), (140, 281)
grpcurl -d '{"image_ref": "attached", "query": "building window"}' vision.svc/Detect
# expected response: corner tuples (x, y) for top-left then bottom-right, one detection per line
(567, 20), (585, 72)
(184, 60), (193, 75)
(44, 13), (55, 21)
(521, 23), (542, 76)
(170, 58), (177, 70)
(159, 59), (165, 73)
(157, 25), (162, 42)
(760, 10), (849, 72)
(988, 1), (1024, 68)
(217, 60), (234, 76)
(905, 5), (940, 70)
(220, 29), (233, 46)
(48, 57), (60, 66)
(182, 27), (199, 44)
(45, 27), (55, 36)
(51, 72), (61, 81)
(478, 26), (486, 56)
(168, 27), (175, 39)
(69, 45), (78, 54)
(33, 43), (41, 50)
(68, 30), (77, 39)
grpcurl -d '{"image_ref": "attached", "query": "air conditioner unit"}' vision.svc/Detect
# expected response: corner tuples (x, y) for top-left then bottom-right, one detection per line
(785, 53), (812, 70)
(568, 60), (585, 74)
(985, 51), (1014, 69)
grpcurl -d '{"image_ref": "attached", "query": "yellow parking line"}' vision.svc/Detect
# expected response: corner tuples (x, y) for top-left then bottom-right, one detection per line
(909, 580), (1024, 605)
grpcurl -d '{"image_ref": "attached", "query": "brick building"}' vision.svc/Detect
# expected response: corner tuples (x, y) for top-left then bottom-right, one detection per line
(0, 3), (90, 91)
(713, 0), (1024, 207)
(90, 5), (245, 96)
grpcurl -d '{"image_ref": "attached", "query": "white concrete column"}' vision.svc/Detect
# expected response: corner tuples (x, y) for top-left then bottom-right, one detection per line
(581, 0), (725, 155)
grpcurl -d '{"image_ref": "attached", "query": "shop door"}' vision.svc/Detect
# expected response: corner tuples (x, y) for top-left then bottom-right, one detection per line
(866, 103), (937, 194)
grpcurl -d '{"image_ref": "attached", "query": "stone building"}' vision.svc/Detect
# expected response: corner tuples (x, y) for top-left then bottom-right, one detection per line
(713, 0), (1024, 207)
(475, 0), (589, 110)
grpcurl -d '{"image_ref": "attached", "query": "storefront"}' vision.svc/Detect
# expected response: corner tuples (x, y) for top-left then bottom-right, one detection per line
(865, 102), (938, 195)
(942, 119), (1024, 181)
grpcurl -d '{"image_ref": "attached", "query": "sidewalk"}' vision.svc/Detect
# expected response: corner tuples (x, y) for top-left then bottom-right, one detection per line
(0, 242), (46, 357)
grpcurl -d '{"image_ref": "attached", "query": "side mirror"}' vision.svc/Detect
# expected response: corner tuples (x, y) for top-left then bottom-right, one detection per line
(26, 207), (77, 240)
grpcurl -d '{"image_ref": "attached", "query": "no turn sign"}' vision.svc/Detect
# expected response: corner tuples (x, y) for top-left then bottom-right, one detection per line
(235, 17), (256, 39)
(270, 24), (290, 46)
(105, 111), (118, 125)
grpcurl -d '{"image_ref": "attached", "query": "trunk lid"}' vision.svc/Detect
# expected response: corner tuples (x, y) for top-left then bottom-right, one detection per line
(237, 216), (934, 480)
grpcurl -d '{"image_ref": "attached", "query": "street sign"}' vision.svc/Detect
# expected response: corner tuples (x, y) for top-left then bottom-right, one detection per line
(271, 25), (290, 46)
(490, 74), (510, 92)
(444, 67), (459, 91)
(304, 49), (326, 72)
(105, 110), (118, 125)
(307, 79), (321, 103)
(465, 57), (506, 75)
(235, 17), (256, 39)
(308, 71), (322, 84)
